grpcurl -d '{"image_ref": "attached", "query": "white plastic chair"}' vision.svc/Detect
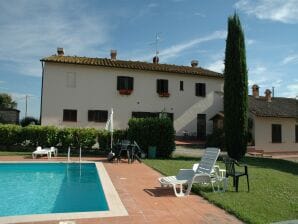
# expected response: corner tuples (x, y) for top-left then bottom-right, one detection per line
(158, 148), (221, 197)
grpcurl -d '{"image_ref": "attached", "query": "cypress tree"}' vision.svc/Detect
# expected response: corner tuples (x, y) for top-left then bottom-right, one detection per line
(224, 13), (248, 160)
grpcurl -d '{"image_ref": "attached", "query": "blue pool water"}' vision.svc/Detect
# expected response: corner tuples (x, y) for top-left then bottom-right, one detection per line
(0, 163), (109, 217)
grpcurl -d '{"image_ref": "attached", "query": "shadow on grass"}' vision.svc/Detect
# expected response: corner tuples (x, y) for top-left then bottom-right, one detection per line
(242, 157), (298, 176)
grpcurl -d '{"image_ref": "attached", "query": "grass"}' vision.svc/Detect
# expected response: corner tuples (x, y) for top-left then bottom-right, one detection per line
(0, 151), (32, 156)
(144, 157), (298, 224)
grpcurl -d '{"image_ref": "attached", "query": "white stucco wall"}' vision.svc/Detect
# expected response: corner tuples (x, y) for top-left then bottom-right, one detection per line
(41, 62), (224, 136)
(253, 115), (298, 152)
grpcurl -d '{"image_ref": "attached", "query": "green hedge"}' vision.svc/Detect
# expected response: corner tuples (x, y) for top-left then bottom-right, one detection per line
(0, 120), (174, 157)
(0, 124), (127, 152)
(0, 124), (22, 148)
(127, 117), (175, 158)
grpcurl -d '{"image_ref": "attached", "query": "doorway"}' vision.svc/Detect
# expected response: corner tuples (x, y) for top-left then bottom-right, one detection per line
(197, 114), (206, 140)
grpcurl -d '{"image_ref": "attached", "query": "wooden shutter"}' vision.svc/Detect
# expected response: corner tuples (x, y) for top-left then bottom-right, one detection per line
(88, 110), (94, 121)
(296, 125), (298, 143)
(201, 83), (206, 97)
(117, 77), (122, 90)
(195, 83), (199, 96)
(164, 80), (168, 93)
(157, 79), (161, 93)
(128, 77), (134, 90)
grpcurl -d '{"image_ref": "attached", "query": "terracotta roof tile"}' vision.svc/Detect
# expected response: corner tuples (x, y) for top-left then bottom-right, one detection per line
(249, 96), (298, 118)
(41, 55), (223, 78)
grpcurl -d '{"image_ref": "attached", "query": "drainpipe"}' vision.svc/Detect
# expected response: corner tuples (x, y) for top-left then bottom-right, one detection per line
(40, 61), (45, 124)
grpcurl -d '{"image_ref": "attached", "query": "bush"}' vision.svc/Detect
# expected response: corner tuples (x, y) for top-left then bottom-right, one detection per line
(20, 117), (39, 127)
(97, 129), (128, 151)
(206, 128), (225, 150)
(128, 117), (175, 158)
(0, 124), (22, 148)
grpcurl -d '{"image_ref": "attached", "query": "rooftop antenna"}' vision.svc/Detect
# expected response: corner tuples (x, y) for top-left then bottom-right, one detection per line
(149, 32), (162, 58)
(155, 32), (161, 58)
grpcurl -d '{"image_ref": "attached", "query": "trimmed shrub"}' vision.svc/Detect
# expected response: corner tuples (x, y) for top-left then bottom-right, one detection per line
(206, 128), (225, 150)
(97, 129), (128, 151)
(72, 127), (97, 149)
(20, 117), (39, 127)
(0, 124), (22, 148)
(127, 117), (175, 158)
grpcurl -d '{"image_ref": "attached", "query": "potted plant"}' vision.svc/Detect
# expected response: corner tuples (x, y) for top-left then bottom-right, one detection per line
(119, 89), (132, 95)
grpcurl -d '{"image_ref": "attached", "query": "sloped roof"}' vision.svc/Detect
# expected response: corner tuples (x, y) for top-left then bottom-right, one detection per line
(41, 55), (223, 78)
(249, 96), (297, 118)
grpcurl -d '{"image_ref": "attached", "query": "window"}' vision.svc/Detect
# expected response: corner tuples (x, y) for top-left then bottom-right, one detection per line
(180, 81), (184, 91)
(296, 125), (298, 143)
(272, 124), (282, 143)
(195, 83), (206, 97)
(117, 76), (134, 90)
(88, 110), (108, 122)
(132, 112), (159, 119)
(63, 109), (77, 122)
(66, 72), (76, 88)
(157, 79), (169, 94)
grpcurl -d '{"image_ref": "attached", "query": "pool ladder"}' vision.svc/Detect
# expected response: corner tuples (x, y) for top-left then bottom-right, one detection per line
(67, 146), (71, 162)
(67, 146), (82, 163)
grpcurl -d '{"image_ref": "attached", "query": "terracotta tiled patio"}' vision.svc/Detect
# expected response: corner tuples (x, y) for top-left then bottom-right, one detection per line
(0, 156), (242, 224)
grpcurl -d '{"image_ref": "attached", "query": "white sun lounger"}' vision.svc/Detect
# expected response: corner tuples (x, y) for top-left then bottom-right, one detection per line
(158, 147), (221, 197)
(32, 146), (58, 159)
(32, 146), (51, 159)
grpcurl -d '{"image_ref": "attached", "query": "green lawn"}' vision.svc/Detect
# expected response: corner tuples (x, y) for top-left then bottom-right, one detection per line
(0, 151), (32, 156)
(144, 157), (298, 224)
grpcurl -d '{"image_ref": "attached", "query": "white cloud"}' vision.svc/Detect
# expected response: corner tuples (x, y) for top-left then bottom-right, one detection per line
(206, 60), (224, 73)
(246, 39), (256, 45)
(194, 12), (206, 18)
(235, 0), (298, 24)
(134, 30), (226, 62)
(0, 1), (110, 77)
(282, 54), (298, 65)
(280, 82), (298, 98)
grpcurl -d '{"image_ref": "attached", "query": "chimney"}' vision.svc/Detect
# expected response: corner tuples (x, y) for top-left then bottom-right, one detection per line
(153, 56), (159, 64)
(191, 60), (198, 67)
(57, 48), (64, 56)
(110, 50), (117, 60)
(252, 84), (259, 98)
(264, 89), (272, 102)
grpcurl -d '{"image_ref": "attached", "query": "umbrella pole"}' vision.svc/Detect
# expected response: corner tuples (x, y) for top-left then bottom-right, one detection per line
(110, 131), (113, 152)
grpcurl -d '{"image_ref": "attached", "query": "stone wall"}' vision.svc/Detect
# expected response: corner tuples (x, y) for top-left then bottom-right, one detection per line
(0, 109), (20, 124)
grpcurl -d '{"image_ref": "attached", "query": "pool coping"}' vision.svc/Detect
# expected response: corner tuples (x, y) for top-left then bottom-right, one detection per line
(0, 161), (128, 224)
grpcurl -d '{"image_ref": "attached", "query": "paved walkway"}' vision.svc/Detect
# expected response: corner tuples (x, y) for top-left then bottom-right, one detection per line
(0, 156), (242, 224)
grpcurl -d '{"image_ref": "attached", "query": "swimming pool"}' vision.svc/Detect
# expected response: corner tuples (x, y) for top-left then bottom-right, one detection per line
(0, 163), (109, 217)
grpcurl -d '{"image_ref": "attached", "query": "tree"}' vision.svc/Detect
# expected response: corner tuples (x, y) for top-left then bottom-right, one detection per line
(223, 13), (248, 160)
(0, 93), (17, 109)
(20, 116), (39, 127)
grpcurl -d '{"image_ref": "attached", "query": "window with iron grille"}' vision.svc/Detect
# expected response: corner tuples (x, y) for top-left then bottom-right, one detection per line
(272, 124), (282, 143)
(88, 110), (108, 122)
(117, 76), (134, 90)
(157, 79), (169, 94)
(195, 83), (206, 97)
(63, 109), (77, 122)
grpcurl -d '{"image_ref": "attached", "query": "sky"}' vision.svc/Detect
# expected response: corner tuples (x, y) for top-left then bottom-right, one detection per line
(0, 0), (297, 119)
